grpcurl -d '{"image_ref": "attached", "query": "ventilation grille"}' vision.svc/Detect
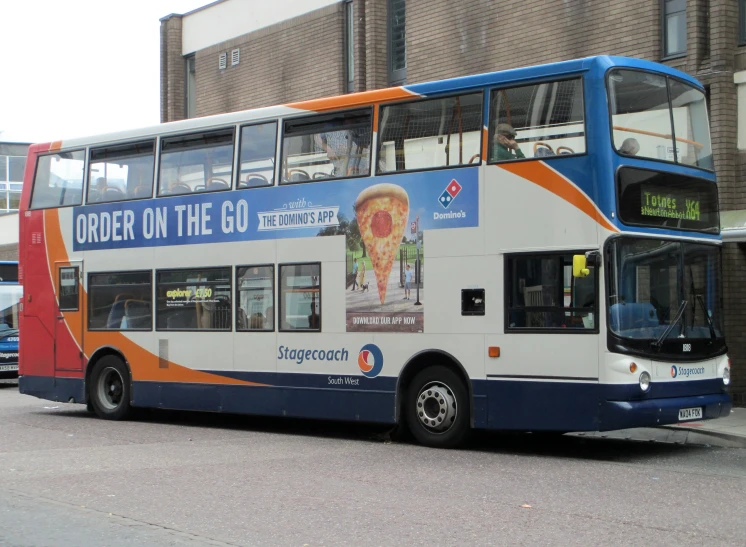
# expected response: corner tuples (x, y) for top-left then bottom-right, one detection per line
(219, 52), (227, 70)
(231, 48), (240, 66)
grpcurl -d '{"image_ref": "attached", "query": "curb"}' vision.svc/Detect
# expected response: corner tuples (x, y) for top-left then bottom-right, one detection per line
(659, 426), (746, 449)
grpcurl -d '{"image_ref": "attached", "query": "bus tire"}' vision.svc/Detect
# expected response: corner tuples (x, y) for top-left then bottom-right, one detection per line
(89, 355), (132, 420)
(406, 366), (470, 448)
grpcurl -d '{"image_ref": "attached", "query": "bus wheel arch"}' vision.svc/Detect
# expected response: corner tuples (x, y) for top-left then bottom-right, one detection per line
(85, 347), (133, 420)
(396, 350), (472, 448)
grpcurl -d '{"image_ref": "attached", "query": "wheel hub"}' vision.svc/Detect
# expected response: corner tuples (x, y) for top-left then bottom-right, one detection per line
(416, 381), (457, 433)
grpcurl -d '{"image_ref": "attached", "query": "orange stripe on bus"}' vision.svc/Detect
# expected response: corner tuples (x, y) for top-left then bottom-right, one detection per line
(287, 87), (419, 112)
(49, 141), (63, 152)
(43, 209), (267, 387)
(497, 162), (618, 233)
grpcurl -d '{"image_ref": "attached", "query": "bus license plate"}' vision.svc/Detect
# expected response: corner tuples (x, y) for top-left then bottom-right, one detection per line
(0, 364), (18, 371)
(678, 407), (702, 421)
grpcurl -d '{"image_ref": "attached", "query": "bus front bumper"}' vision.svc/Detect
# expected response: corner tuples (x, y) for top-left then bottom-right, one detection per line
(599, 392), (732, 431)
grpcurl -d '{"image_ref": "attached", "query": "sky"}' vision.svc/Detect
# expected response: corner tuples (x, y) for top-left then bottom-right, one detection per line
(0, 0), (209, 144)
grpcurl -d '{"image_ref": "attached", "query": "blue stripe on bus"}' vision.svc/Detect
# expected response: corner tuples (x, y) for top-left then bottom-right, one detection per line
(18, 374), (730, 432)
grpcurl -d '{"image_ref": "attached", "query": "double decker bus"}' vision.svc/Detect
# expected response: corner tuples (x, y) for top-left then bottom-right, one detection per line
(18, 56), (731, 447)
(0, 261), (21, 378)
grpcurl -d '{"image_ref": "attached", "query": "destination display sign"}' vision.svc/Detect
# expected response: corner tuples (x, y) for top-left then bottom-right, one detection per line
(617, 167), (718, 233)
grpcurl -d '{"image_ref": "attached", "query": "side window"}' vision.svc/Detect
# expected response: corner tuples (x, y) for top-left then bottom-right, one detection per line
(488, 79), (585, 162)
(156, 268), (232, 331)
(281, 109), (372, 183)
(88, 271), (152, 330)
(377, 92), (482, 173)
(31, 151), (85, 209)
(505, 254), (596, 332)
(236, 265), (274, 331)
(88, 140), (155, 204)
(279, 263), (320, 331)
(158, 129), (234, 196)
(58, 266), (80, 311)
(238, 122), (277, 189)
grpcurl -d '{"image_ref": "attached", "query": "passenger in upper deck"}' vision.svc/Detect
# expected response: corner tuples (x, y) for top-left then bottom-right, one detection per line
(491, 123), (525, 161)
(619, 138), (640, 156)
(315, 121), (370, 177)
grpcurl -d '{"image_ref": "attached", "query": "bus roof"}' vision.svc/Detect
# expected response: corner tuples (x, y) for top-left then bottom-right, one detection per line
(34, 55), (701, 152)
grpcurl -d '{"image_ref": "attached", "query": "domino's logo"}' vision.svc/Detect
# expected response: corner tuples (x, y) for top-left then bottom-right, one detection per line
(358, 344), (384, 378)
(438, 179), (462, 209)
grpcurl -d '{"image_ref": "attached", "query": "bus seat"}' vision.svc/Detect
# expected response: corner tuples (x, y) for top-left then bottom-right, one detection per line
(124, 300), (151, 329)
(207, 180), (229, 191)
(168, 183), (192, 195)
(102, 187), (125, 201)
(133, 185), (151, 199)
(107, 300), (127, 328)
(609, 302), (658, 331)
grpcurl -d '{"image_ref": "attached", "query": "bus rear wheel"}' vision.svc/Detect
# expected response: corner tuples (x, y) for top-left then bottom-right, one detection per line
(89, 356), (132, 420)
(406, 366), (470, 448)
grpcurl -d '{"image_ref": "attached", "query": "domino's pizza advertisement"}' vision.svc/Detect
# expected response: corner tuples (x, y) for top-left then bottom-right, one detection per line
(72, 168), (477, 251)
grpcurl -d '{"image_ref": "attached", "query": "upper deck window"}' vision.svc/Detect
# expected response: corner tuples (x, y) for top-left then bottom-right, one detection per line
(281, 109), (372, 184)
(377, 93), (482, 173)
(87, 140), (155, 204)
(488, 79), (585, 162)
(238, 121), (277, 189)
(30, 150), (85, 210)
(158, 128), (234, 196)
(609, 69), (713, 170)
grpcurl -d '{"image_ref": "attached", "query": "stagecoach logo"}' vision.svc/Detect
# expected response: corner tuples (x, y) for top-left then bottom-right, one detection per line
(438, 179), (462, 209)
(358, 344), (384, 378)
(671, 365), (706, 378)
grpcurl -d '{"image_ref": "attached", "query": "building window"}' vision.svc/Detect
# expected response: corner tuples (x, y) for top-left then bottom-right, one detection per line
(88, 271), (152, 330)
(30, 150), (85, 209)
(238, 121), (277, 188)
(88, 140), (156, 203)
(505, 253), (597, 332)
(740, 0), (746, 45)
(345, 0), (354, 93)
(388, 0), (406, 85)
(185, 54), (196, 119)
(0, 155), (25, 215)
(158, 128), (234, 195)
(156, 267), (232, 331)
(663, 0), (686, 58)
(377, 93), (482, 173)
(281, 109), (372, 183)
(236, 265), (274, 331)
(488, 79), (585, 162)
(279, 263), (320, 331)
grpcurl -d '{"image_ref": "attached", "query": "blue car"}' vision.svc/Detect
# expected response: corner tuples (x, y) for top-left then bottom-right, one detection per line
(0, 262), (20, 379)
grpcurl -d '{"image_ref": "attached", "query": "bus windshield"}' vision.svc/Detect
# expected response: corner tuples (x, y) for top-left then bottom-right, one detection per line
(608, 237), (723, 348)
(609, 69), (713, 170)
(0, 284), (22, 331)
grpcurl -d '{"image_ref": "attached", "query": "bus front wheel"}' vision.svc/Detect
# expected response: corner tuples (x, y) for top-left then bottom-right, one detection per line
(406, 366), (470, 448)
(89, 356), (132, 420)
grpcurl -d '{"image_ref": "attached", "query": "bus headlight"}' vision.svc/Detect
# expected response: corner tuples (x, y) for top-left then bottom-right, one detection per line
(723, 367), (731, 386)
(639, 371), (651, 392)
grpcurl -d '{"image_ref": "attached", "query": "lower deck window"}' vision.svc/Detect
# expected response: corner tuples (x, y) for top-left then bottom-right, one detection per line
(237, 265), (274, 331)
(279, 264), (320, 331)
(506, 253), (596, 331)
(88, 271), (152, 330)
(156, 268), (231, 330)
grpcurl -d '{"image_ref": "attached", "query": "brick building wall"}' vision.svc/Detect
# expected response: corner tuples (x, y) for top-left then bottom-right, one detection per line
(161, 0), (746, 403)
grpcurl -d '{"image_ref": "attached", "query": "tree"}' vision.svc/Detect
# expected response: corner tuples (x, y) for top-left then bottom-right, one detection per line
(316, 212), (366, 256)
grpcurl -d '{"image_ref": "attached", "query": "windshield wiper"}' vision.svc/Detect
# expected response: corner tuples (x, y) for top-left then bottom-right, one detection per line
(651, 300), (688, 351)
(694, 292), (717, 341)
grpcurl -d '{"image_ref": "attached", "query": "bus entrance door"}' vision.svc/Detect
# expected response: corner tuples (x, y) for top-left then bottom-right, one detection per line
(54, 262), (84, 373)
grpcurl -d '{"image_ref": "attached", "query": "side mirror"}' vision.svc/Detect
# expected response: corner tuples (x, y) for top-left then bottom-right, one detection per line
(573, 255), (590, 278)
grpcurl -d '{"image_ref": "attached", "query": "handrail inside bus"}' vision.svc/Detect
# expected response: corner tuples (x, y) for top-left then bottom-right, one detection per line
(613, 125), (705, 149)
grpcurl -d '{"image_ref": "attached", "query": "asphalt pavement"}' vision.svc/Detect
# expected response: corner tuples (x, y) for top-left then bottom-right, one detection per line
(1, 380), (745, 546)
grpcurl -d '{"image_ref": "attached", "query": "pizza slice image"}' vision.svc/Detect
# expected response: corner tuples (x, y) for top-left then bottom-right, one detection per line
(354, 183), (409, 304)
